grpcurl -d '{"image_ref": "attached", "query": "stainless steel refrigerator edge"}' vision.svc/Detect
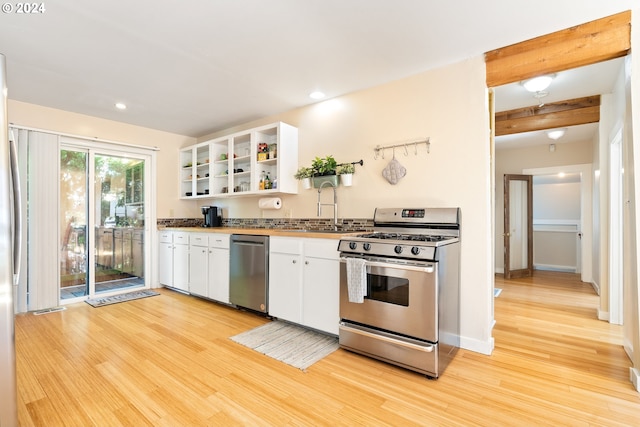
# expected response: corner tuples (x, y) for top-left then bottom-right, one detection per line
(229, 235), (269, 313)
(0, 53), (19, 426)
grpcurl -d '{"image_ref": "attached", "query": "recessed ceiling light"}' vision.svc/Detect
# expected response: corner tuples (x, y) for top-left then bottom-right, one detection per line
(309, 91), (325, 100)
(115, 102), (127, 110)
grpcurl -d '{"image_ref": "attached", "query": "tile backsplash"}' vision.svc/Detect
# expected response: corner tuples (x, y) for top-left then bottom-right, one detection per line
(157, 217), (373, 231)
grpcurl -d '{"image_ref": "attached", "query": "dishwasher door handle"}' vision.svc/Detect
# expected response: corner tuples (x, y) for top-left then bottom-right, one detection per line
(233, 240), (265, 246)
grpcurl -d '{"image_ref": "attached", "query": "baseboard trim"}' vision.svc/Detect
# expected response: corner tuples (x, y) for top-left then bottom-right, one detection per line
(631, 367), (640, 393)
(460, 336), (494, 355)
(597, 309), (610, 321)
(534, 263), (577, 273)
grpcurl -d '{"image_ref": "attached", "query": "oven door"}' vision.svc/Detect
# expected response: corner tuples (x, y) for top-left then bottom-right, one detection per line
(339, 255), (438, 342)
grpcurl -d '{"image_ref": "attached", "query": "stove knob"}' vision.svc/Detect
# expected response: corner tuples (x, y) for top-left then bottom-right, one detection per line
(349, 242), (357, 250)
(394, 245), (403, 254)
(363, 243), (371, 251)
(411, 247), (421, 256)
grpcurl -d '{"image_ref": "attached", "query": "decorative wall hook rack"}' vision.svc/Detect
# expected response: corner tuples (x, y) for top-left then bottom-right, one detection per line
(373, 138), (430, 160)
(339, 159), (364, 168)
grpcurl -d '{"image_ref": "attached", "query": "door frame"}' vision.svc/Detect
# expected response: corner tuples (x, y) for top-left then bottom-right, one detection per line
(59, 136), (156, 302)
(504, 174), (533, 279)
(609, 127), (623, 325)
(523, 164), (593, 284)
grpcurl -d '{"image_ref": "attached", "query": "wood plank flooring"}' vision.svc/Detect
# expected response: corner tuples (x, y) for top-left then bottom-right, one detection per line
(15, 272), (640, 426)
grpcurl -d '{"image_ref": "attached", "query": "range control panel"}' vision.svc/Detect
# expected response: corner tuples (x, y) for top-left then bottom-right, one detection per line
(402, 209), (425, 218)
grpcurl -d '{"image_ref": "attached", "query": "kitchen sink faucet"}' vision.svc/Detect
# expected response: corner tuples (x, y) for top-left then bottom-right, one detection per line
(317, 181), (338, 231)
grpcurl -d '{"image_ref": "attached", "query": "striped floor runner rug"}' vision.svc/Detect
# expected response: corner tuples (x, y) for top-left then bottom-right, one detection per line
(85, 289), (160, 307)
(230, 320), (339, 370)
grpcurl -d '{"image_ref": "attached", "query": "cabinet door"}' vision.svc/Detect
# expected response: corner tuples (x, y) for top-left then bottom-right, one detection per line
(268, 252), (303, 323)
(209, 247), (229, 303)
(189, 245), (208, 297)
(302, 256), (340, 335)
(173, 244), (190, 292)
(158, 241), (173, 286)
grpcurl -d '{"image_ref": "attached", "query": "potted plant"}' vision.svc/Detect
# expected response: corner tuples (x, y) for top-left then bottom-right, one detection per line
(311, 155), (339, 188)
(294, 166), (313, 189)
(337, 163), (355, 186)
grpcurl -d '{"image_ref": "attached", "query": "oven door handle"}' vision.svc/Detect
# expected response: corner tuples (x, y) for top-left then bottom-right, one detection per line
(339, 257), (434, 273)
(339, 322), (434, 353)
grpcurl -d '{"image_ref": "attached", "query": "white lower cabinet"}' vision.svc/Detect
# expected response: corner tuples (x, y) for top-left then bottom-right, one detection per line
(186, 232), (230, 303)
(189, 233), (209, 297)
(158, 231), (189, 292)
(269, 237), (340, 335)
(208, 234), (230, 304)
(301, 238), (340, 335)
(269, 238), (304, 324)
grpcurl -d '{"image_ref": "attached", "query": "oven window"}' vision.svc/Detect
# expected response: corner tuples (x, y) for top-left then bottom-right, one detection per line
(367, 273), (409, 306)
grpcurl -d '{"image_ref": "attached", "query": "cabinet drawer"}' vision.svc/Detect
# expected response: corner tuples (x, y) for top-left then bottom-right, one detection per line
(190, 233), (209, 247)
(304, 238), (340, 259)
(270, 236), (303, 254)
(158, 231), (173, 243)
(173, 231), (190, 244)
(209, 233), (230, 249)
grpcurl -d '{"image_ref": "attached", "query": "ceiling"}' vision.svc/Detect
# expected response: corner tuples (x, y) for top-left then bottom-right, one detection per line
(494, 58), (626, 150)
(0, 0), (634, 138)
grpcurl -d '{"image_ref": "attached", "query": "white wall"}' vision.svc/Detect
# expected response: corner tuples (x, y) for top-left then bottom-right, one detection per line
(534, 182), (581, 220)
(533, 181), (581, 272)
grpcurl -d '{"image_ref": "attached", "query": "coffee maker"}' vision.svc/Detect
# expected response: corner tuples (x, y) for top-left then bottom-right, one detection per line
(201, 206), (222, 227)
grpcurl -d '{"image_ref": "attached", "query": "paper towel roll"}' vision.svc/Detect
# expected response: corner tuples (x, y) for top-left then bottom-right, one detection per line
(258, 197), (282, 210)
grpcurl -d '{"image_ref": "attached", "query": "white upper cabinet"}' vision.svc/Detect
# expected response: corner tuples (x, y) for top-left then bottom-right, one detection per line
(180, 122), (298, 199)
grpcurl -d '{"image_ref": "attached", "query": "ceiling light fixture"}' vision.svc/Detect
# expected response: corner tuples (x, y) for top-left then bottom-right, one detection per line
(546, 128), (566, 140)
(309, 91), (325, 100)
(115, 102), (127, 110)
(522, 75), (554, 93)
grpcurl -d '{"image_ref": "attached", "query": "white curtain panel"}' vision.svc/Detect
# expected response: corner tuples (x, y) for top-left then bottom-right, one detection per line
(14, 129), (60, 312)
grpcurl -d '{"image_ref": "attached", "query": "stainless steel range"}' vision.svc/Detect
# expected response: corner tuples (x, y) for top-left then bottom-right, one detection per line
(338, 207), (460, 378)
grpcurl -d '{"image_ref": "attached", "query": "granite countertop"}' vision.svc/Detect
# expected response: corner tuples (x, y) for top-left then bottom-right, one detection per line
(158, 227), (362, 239)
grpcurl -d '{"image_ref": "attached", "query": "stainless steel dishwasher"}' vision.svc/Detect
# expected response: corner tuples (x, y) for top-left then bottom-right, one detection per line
(229, 234), (269, 313)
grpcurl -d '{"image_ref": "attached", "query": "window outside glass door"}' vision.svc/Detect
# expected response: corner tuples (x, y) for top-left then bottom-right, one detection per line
(60, 149), (146, 300)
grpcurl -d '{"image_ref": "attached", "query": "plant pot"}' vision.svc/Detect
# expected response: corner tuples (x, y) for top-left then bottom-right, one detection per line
(301, 177), (312, 190)
(339, 174), (353, 186)
(312, 175), (339, 188)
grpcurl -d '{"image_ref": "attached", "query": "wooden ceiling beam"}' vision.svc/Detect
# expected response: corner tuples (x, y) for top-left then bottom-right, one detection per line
(495, 95), (600, 136)
(485, 11), (631, 88)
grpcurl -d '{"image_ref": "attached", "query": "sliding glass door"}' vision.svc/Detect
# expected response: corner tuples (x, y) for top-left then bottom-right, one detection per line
(60, 147), (147, 300)
(59, 149), (89, 298)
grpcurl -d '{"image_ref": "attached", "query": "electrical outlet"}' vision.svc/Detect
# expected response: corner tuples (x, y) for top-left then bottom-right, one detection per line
(285, 209), (292, 218)
(169, 209), (174, 217)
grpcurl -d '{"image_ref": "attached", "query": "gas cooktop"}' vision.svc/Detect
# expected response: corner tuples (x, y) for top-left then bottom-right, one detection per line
(355, 232), (454, 242)
(338, 207), (461, 260)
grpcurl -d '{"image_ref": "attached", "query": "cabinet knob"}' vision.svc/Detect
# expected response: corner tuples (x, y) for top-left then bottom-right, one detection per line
(292, 260), (297, 264)
(305, 261), (309, 265)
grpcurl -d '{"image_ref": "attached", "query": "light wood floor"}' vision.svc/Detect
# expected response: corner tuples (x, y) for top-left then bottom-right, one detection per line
(15, 272), (640, 426)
